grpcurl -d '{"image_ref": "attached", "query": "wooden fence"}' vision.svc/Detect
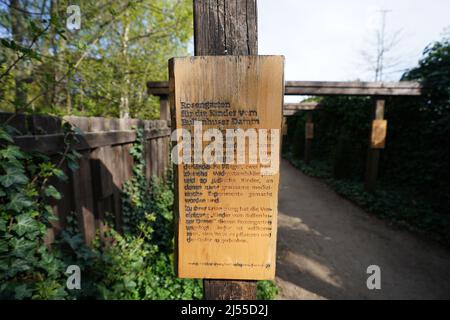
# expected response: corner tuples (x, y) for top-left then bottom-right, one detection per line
(1, 113), (172, 245)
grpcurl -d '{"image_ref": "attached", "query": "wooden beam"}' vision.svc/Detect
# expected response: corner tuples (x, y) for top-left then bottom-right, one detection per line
(285, 81), (422, 96)
(13, 129), (171, 154)
(284, 102), (320, 110)
(148, 80), (423, 97)
(193, 0), (258, 300)
(284, 102), (321, 116)
(146, 81), (169, 96)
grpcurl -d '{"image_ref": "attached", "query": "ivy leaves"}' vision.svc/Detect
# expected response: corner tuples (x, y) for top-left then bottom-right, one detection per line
(0, 167), (28, 188)
(0, 124), (78, 300)
(44, 185), (61, 200)
(12, 214), (42, 238)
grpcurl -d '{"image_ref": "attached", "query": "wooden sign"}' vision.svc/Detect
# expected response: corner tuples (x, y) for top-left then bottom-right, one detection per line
(169, 56), (284, 280)
(371, 119), (387, 149)
(305, 123), (314, 139)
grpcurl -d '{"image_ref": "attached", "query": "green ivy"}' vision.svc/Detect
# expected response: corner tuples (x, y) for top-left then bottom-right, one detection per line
(0, 121), (81, 300)
(88, 127), (203, 299)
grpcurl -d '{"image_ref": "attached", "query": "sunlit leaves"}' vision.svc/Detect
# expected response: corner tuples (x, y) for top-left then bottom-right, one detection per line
(12, 214), (41, 237)
(44, 185), (61, 200)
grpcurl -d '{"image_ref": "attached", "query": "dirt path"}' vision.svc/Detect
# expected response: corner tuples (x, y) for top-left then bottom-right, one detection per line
(276, 159), (450, 299)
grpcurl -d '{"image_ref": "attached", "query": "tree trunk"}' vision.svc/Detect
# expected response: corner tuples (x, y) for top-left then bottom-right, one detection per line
(10, 0), (28, 112)
(119, 17), (130, 119)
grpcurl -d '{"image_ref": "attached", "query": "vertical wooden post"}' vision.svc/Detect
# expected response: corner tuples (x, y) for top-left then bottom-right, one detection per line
(304, 112), (313, 164)
(282, 116), (288, 137)
(193, 0), (258, 300)
(72, 151), (96, 245)
(146, 82), (170, 121)
(159, 95), (170, 121)
(365, 97), (386, 191)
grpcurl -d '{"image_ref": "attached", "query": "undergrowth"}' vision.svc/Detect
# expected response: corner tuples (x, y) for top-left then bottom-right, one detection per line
(1, 125), (278, 299)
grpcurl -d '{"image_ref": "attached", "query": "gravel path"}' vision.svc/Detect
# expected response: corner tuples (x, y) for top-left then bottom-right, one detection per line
(276, 159), (450, 299)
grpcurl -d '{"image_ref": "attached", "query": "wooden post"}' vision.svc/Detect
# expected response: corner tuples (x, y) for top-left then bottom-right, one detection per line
(146, 82), (170, 121)
(282, 117), (288, 136)
(365, 97), (386, 191)
(304, 112), (313, 164)
(193, 0), (258, 300)
(159, 95), (170, 121)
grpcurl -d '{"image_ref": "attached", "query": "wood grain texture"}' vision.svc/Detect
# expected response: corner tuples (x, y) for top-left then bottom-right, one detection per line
(193, 0), (260, 300)
(147, 81), (425, 96)
(371, 120), (387, 149)
(13, 129), (171, 154)
(203, 279), (257, 300)
(170, 55), (284, 280)
(193, 0), (258, 56)
(285, 81), (422, 96)
(148, 80), (423, 97)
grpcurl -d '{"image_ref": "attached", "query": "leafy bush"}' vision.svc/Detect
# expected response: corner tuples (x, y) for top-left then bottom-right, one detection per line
(58, 127), (203, 300)
(257, 280), (279, 300)
(1, 125), (278, 300)
(0, 122), (81, 299)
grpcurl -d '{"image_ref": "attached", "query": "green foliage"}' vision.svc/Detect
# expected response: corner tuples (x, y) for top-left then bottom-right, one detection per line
(284, 96), (371, 180)
(54, 127), (202, 300)
(0, 0), (193, 118)
(87, 229), (203, 300)
(92, 126), (203, 300)
(0, 122), (81, 300)
(257, 280), (279, 300)
(282, 152), (331, 179)
(121, 128), (154, 235)
(403, 36), (450, 102)
(1, 125), (277, 299)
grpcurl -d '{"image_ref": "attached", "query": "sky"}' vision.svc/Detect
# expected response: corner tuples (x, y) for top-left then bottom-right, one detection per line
(258, 0), (450, 101)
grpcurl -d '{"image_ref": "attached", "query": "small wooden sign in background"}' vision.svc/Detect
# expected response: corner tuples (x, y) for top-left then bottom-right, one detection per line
(170, 55), (284, 280)
(371, 119), (387, 149)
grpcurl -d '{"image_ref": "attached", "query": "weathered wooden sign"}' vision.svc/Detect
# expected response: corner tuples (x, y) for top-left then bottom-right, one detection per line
(169, 56), (284, 280)
(371, 119), (387, 149)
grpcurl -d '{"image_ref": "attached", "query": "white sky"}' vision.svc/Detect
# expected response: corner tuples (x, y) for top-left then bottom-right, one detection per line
(258, 0), (450, 101)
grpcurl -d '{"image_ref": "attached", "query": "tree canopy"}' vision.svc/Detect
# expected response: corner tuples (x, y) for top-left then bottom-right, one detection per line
(0, 0), (193, 119)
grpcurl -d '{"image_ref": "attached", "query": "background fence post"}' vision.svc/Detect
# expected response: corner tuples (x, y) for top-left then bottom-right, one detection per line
(159, 95), (170, 121)
(365, 97), (386, 191)
(193, 0), (258, 300)
(304, 112), (313, 164)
